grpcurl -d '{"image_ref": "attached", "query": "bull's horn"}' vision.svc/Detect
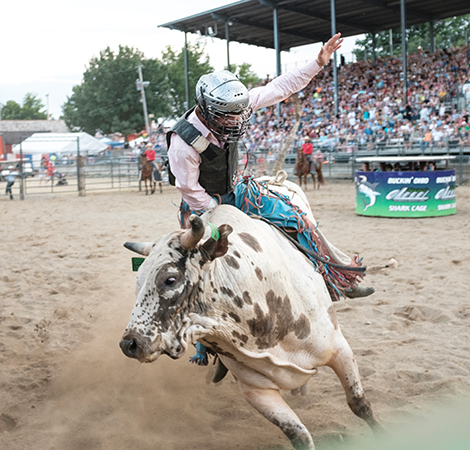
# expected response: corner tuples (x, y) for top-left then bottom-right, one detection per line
(124, 242), (154, 256)
(180, 215), (205, 250)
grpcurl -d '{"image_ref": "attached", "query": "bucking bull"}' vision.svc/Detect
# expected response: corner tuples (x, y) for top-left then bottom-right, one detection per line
(120, 187), (387, 449)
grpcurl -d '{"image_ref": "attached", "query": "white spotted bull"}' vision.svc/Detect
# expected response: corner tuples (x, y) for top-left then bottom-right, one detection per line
(120, 205), (385, 449)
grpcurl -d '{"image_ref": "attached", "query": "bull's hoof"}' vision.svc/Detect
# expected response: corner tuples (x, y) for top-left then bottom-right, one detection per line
(212, 359), (229, 383)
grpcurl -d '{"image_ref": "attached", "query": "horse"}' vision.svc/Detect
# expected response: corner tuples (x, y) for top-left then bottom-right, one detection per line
(295, 148), (325, 190)
(140, 156), (162, 195)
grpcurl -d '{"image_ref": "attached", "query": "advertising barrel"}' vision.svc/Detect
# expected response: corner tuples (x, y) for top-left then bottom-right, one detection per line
(355, 168), (456, 218)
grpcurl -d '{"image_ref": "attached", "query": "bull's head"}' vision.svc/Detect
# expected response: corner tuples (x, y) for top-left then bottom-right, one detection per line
(120, 215), (232, 363)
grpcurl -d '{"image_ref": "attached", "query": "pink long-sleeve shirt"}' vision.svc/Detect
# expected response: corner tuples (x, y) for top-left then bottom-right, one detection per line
(168, 60), (322, 210)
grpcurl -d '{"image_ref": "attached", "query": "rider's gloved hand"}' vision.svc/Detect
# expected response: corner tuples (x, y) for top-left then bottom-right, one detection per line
(206, 197), (219, 211)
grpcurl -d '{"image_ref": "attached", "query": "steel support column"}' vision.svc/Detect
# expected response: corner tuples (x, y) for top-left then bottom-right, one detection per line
(372, 33), (376, 65)
(430, 20), (435, 53)
(19, 142), (24, 200)
(273, 5), (281, 117)
(401, 0), (408, 105)
(184, 32), (190, 109)
(225, 22), (231, 72)
(331, 0), (338, 117)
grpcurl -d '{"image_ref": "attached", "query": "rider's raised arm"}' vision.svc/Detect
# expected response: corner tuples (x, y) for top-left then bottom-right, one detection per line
(249, 32), (343, 111)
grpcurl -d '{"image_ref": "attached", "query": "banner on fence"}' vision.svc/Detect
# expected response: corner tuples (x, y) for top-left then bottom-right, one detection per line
(355, 170), (456, 217)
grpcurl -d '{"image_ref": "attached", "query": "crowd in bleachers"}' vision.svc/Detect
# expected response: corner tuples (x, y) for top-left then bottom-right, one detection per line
(244, 44), (470, 154)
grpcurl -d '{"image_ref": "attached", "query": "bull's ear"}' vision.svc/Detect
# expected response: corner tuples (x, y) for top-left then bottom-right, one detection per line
(200, 224), (233, 261)
(124, 242), (154, 256)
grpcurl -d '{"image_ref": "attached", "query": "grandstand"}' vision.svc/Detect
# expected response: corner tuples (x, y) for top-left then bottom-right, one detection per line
(161, 3), (470, 182)
(239, 43), (470, 183)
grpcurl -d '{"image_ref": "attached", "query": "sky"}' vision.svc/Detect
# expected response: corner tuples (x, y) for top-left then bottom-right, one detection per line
(0, 0), (362, 120)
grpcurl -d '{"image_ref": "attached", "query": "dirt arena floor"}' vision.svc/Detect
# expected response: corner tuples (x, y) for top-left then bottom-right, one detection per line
(1, 181), (469, 450)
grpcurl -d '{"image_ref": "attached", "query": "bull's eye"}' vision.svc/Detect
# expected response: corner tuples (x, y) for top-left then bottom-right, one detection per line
(156, 264), (182, 292)
(164, 277), (177, 287)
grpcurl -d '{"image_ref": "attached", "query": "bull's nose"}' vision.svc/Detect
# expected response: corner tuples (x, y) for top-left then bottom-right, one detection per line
(120, 339), (138, 358)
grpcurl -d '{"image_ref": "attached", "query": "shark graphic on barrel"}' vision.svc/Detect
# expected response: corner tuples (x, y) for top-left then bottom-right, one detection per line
(357, 175), (381, 211)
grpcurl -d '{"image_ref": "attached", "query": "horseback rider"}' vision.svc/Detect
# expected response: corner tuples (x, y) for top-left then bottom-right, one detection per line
(301, 135), (317, 173)
(142, 143), (158, 172)
(166, 32), (374, 300)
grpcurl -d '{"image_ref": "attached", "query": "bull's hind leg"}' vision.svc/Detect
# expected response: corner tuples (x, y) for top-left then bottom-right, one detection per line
(238, 381), (314, 450)
(326, 333), (385, 433)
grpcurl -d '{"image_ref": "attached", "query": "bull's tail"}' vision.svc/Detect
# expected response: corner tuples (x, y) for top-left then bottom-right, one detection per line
(366, 258), (398, 274)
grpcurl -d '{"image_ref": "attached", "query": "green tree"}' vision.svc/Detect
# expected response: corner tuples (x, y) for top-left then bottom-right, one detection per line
(22, 93), (48, 119)
(353, 14), (470, 59)
(1, 100), (22, 120)
(229, 62), (262, 88)
(62, 45), (171, 137)
(1, 93), (47, 120)
(161, 43), (213, 116)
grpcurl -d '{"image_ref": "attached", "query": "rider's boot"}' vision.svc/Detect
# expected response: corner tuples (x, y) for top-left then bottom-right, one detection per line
(344, 286), (375, 298)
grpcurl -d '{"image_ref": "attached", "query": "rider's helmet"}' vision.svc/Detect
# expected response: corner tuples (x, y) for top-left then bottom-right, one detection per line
(195, 70), (252, 143)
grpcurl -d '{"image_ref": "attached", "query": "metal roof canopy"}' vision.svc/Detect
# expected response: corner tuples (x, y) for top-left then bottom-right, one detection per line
(160, 0), (470, 113)
(159, 0), (470, 52)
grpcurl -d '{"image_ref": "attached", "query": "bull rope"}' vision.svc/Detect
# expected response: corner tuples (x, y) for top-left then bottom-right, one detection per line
(234, 175), (366, 301)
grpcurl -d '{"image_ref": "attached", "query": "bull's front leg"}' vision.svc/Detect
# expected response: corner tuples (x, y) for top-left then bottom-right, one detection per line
(238, 381), (314, 450)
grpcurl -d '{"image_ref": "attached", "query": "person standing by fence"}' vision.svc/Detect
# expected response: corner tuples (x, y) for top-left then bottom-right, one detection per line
(45, 160), (55, 184)
(5, 166), (18, 200)
(39, 157), (47, 185)
(422, 128), (432, 150)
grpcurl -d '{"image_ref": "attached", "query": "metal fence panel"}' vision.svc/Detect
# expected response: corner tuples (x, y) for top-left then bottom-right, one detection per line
(2, 143), (470, 201)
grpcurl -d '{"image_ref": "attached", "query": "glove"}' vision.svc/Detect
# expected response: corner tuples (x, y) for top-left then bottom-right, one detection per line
(206, 197), (219, 211)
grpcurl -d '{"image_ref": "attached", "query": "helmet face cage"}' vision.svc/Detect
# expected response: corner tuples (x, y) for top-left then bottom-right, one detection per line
(196, 71), (252, 143)
(204, 107), (252, 143)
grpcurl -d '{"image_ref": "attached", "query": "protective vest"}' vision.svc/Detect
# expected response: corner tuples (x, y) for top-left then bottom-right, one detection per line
(166, 108), (239, 196)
